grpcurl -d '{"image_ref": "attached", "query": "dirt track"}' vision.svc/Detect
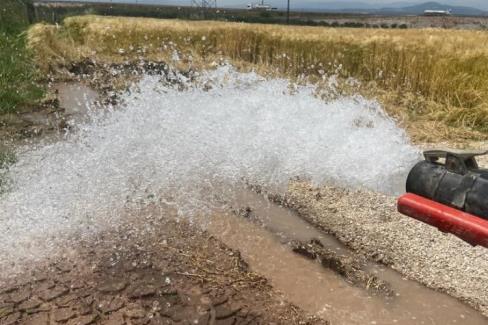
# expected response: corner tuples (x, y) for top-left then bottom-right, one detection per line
(281, 181), (488, 317)
(0, 216), (324, 324)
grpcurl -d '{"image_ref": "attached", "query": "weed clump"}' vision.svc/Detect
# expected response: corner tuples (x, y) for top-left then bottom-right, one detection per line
(0, 33), (43, 114)
(0, 0), (43, 114)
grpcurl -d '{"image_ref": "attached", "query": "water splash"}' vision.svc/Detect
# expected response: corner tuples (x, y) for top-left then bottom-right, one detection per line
(0, 66), (419, 275)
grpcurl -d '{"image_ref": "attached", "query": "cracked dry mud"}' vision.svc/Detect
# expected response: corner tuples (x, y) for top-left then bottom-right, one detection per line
(0, 218), (324, 325)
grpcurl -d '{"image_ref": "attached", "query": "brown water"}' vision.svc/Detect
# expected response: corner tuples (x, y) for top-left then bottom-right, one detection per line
(206, 189), (487, 325)
(56, 83), (99, 119)
(19, 83), (98, 130)
(12, 83), (99, 151)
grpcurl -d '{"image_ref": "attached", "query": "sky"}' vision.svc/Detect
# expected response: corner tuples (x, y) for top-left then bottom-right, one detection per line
(46, 0), (488, 11)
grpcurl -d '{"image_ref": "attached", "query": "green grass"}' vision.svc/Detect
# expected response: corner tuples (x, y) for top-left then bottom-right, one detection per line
(0, 32), (43, 114)
(0, 0), (43, 114)
(0, 0), (31, 34)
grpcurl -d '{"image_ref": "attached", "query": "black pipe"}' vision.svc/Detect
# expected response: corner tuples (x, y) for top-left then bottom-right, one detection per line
(406, 159), (488, 220)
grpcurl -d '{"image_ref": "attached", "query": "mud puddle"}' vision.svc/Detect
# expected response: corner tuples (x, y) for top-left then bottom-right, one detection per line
(7, 82), (100, 150)
(205, 188), (487, 325)
(20, 83), (98, 130)
(55, 82), (100, 119)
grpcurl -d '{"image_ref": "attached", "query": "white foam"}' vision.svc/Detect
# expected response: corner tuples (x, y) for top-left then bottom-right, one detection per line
(0, 66), (419, 274)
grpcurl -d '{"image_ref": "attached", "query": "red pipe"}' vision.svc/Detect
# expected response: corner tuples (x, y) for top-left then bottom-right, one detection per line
(397, 193), (488, 248)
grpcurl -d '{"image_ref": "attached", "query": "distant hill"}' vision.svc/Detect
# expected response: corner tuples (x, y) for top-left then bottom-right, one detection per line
(300, 2), (373, 10)
(379, 2), (487, 16)
(301, 1), (421, 10)
(297, 1), (487, 16)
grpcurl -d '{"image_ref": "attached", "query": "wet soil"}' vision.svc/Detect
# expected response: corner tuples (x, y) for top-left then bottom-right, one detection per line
(290, 239), (392, 296)
(0, 216), (323, 325)
(232, 195), (393, 297)
(0, 81), (99, 146)
(2, 188), (486, 325)
(208, 187), (487, 325)
(0, 60), (151, 143)
(278, 181), (488, 318)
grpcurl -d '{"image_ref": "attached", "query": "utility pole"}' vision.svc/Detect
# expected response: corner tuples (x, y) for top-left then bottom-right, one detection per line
(286, 0), (290, 24)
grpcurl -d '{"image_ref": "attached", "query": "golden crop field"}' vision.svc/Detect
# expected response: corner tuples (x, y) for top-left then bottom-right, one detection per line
(28, 15), (488, 141)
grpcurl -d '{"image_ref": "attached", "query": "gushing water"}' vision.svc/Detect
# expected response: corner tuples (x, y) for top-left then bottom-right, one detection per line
(0, 66), (418, 275)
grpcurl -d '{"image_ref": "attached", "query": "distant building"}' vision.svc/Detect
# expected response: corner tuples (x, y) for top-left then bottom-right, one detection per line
(246, 1), (277, 11)
(423, 9), (452, 16)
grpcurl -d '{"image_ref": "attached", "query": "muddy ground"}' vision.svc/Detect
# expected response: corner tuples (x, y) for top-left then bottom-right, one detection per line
(279, 182), (488, 317)
(2, 62), (488, 324)
(0, 61), (183, 145)
(0, 215), (324, 325)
